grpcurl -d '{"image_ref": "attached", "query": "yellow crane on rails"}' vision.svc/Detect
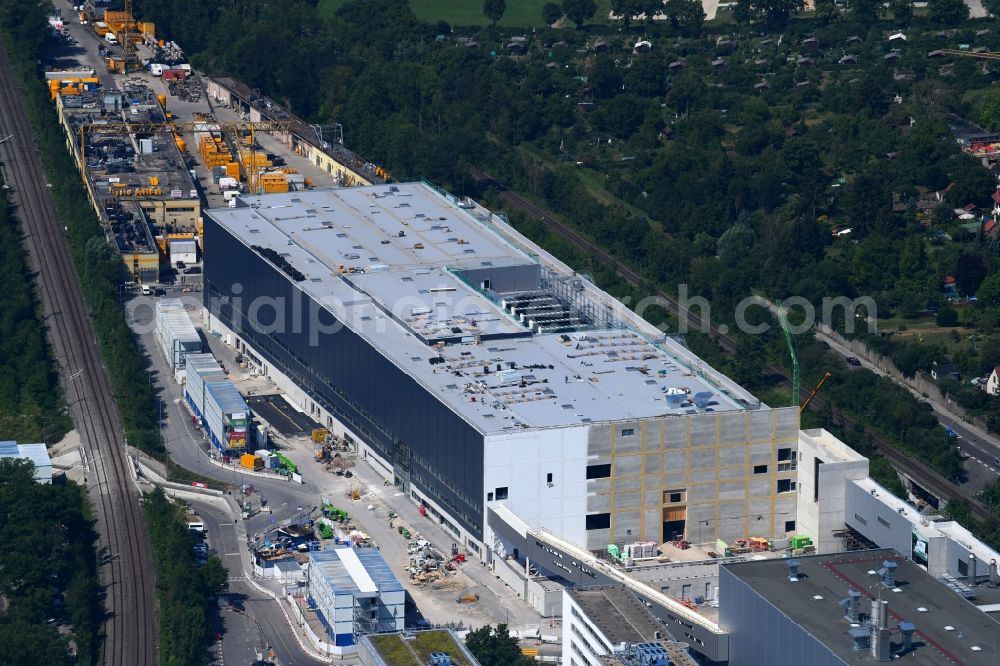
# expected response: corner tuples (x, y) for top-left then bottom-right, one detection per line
(76, 120), (293, 192)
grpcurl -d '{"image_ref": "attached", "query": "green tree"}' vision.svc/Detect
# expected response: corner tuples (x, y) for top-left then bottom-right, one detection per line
(977, 87), (1000, 132)
(733, 0), (802, 25)
(928, 0), (969, 25)
(483, 0), (507, 25)
(948, 155), (996, 208)
(850, 0), (880, 19)
(987, 0), (1000, 15)
(611, 0), (644, 28)
(977, 272), (1000, 307)
(665, 0), (706, 33)
(544, 2), (565, 24)
(937, 308), (960, 327)
(640, 0), (665, 24)
(813, 0), (840, 23)
(466, 625), (535, 666)
(717, 224), (756, 266)
(562, 0), (597, 26)
(889, 0), (914, 22)
(956, 253), (988, 296)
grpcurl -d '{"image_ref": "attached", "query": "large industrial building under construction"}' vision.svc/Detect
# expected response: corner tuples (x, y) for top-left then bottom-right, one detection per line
(203, 182), (799, 556)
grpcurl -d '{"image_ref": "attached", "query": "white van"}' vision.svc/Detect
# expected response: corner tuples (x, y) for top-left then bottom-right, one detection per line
(149, 63), (165, 76)
(140, 285), (151, 295)
(104, 32), (118, 45)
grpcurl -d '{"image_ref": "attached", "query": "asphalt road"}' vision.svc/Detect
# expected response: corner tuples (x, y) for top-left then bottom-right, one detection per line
(188, 497), (331, 666)
(818, 332), (1000, 494)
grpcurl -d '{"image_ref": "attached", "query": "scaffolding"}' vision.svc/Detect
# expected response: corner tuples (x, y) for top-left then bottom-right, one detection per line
(352, 596), (378, 637)
(540, 267), (619, 330)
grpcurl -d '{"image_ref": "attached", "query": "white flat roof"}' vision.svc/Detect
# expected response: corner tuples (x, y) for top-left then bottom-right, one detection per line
(206, 183), (765, 433)
(799, 428), (867, 463)
(336, 548), (377, 595)
(344, 267), (527, 343)
(853, 477), (1000, 565)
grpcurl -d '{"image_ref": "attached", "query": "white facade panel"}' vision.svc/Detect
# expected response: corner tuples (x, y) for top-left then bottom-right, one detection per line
(154, 300), (201, 381)
(562, 590), (612, 666)
(169, 239), (198, 265)
(184, 353), (225, 419)
(796, 429), (869, 553)
(484, 425), (590, 548)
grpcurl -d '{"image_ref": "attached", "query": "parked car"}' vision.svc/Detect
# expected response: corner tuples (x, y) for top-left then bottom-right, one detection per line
(175, 261), (186, 269)
(183, 266), (201, 275)
(845, 356), (862, 367)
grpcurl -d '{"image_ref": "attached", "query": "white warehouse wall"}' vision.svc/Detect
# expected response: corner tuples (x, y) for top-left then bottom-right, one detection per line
(484, 426), (590, 548)
(562, 589), (614, 666)
(796, 429), (869, 553)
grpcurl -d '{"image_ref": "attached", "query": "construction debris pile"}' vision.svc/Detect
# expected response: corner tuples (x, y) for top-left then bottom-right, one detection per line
(167, 74), (201, 103)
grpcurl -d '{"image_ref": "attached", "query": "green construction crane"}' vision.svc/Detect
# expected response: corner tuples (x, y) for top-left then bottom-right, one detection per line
(778, 309), (799, 408)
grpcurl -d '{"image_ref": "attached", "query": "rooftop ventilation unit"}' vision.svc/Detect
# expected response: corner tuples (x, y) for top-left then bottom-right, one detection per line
(870, 599), (891, 661)
(693, 391), (713, 409)
(839, 588), (861, 622)
(898, 621), (916, 652)
(849, 626), (870, 651)
(872, 626), (892, 662)
(989, 559), (999, 588)
(878, 561), (897, 588)
(632, 642), (670, 666)
(969, 554), (978, 586)
(871, 598), (888, 630)
(787, 559), (801, 582)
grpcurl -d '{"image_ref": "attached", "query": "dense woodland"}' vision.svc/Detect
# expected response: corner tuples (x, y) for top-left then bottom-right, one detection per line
(0, 188), (71, 445)
(143, 489), (227, 666)
(0, 460), (101, 666)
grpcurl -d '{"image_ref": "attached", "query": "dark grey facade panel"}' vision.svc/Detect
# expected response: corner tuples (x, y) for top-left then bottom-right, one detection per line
(204, 216), (484, 535)
(456, 264), (541, 294)
(718, 567), (845, 666)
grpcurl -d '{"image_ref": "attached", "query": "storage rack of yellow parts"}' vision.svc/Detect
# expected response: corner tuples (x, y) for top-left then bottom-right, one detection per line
(75, 120), (293, 188)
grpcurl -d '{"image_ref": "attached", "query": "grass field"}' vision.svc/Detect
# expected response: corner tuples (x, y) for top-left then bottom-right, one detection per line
(318, 0), (614, 27)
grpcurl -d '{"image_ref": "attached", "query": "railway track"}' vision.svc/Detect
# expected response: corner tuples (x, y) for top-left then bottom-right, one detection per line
(0, 38), (155, 665)
(470, 167), (994, 523)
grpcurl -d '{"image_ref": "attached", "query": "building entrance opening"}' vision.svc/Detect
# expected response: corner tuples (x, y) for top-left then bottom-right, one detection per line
(663, 506), (687, 542)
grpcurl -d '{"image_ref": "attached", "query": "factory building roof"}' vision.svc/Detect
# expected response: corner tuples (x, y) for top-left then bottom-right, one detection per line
(185, 353), (223, 374)
(721, 550), (1000, 666)
(206, 183), (766, 433)
(309, 547), (404, 599)
(209, 76), (385, 184)
(0, 442), (52, 482)
(156, 300), (201, 345)
(569, 586), (674, 645)
(205, 381), (249, 417)
(852, 478), (1000, 570)
(58, 80), (198, 201)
